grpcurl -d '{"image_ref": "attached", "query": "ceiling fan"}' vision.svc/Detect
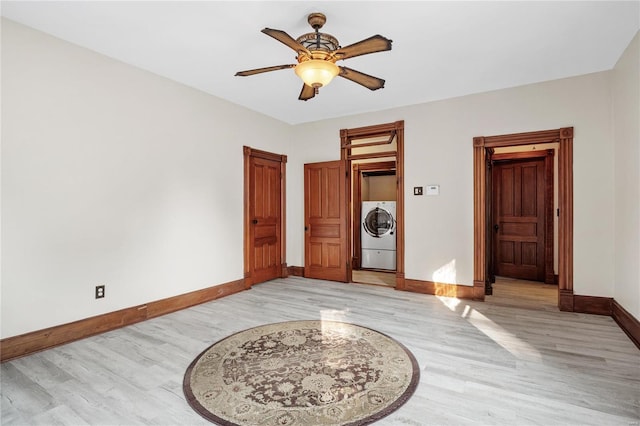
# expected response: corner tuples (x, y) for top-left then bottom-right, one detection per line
(235, 12), (392, 101)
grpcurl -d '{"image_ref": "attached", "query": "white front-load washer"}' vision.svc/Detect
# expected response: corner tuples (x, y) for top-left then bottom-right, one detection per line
(361, 201), (396, 270)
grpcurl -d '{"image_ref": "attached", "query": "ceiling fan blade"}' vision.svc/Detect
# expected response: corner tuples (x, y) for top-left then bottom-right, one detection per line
(262, 28), (310, 55)
(333, 35), (392, 60)
(299, 84), (316, 101)
(235, 64), (296, 77)
(338, 67), (386, 90)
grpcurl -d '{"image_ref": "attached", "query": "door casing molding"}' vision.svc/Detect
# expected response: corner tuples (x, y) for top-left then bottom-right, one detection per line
(473, 127), (573, 308)
(340, 121), (405, 289)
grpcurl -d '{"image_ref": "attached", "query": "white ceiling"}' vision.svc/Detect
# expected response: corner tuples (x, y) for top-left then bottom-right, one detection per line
(2, 1), (639, 125)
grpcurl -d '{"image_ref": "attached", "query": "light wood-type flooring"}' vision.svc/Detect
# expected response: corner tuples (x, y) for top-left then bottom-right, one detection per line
(2, 277), (639, 425)
(352, 269), (396, 287)
(487, 276), (559, 311)
(350, 273), (558, 312)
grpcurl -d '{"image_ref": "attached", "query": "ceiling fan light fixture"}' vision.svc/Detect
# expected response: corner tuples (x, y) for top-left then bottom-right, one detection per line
(236, 12), (391, 100)
(295, 59), (339, 88)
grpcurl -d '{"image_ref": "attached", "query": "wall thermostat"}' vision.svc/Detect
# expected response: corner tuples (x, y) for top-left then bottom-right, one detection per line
(426, 185), (440, 195)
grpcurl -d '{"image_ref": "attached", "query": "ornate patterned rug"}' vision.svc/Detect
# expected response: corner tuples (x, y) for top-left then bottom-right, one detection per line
(183, 320), (420, 425)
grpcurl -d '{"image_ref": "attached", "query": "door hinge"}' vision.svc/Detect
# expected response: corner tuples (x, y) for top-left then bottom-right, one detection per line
(557, 208), (560, 217)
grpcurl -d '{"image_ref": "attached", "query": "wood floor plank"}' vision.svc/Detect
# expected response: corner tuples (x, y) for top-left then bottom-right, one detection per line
(1, 277), (638, 425)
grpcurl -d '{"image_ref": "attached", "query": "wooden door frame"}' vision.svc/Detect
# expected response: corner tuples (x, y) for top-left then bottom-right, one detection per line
(490, 150), (555, 288)
(474, 127), (573, 309)
(340, 120), (406, 289)
(352, 161), (396, 270)
(243, 146), (287, 289)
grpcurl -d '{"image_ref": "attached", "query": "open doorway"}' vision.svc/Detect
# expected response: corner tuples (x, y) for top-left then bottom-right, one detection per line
(487, 147), (558, 309)
(473, 127), (575, 311)
(490, 152), (554, 283)
(340, 121), (405, 289)
(352, 162), (396, 288)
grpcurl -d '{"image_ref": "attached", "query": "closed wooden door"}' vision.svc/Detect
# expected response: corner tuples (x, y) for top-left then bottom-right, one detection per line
(304, 160), (348, 282)
(493, 158), (546, 281)
(248, 154), (282, 284)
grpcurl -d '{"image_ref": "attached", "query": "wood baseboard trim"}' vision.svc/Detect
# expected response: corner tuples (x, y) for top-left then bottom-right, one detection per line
(612, 300), (640, 350)
(472, 280), (486, 301)
(402, 279), (475, 299)
(288, 266), (304, 277)
(4, 275), (636, 362)
(395, 272), (406, 291)
(558, 290), (614, 316)
(0, 279), (246, 363)
(558, 289), (574, 312)
(146, 279), (246, 318)
(573, 295), (613, 316)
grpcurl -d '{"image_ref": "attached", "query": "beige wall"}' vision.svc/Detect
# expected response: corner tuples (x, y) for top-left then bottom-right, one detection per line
(613, 31), (640, 318)
(0, 20), (292, 338)
(2, 19), (637, 339)
(289, 71), (615, 295)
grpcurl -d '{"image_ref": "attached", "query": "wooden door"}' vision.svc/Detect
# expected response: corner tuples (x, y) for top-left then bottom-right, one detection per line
(492, 158), (546, 281)
(304, 160), (348, 282)
(247, 151), (283, 285)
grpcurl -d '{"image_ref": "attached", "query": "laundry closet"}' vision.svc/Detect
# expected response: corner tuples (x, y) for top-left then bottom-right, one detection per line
(344, 122), (404, 288)
(359, 170), (397, 271)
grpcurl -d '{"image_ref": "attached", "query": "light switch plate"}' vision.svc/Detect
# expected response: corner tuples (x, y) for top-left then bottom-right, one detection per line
(413, 186), (423, 196)
(426, 185), (440, 195)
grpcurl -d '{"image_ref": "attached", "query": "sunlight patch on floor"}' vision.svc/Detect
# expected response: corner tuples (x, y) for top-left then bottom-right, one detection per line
(436, 295), (462, 311)
(461, 306), (542, 361)
(320, 309), (350, 323)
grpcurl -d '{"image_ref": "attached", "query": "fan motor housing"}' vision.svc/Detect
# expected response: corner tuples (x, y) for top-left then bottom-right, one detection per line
(296, 32), (340, 53)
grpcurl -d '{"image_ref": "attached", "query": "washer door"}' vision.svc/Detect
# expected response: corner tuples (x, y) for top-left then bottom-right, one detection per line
(363, 207), (395, 238)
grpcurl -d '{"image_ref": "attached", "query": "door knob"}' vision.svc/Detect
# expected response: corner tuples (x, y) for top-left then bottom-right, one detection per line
(494, 224), (499, 232)
(252, 219), (258, 224)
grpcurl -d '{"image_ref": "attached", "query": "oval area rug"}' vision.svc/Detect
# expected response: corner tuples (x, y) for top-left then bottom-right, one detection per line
(183, 320), (420, 425)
